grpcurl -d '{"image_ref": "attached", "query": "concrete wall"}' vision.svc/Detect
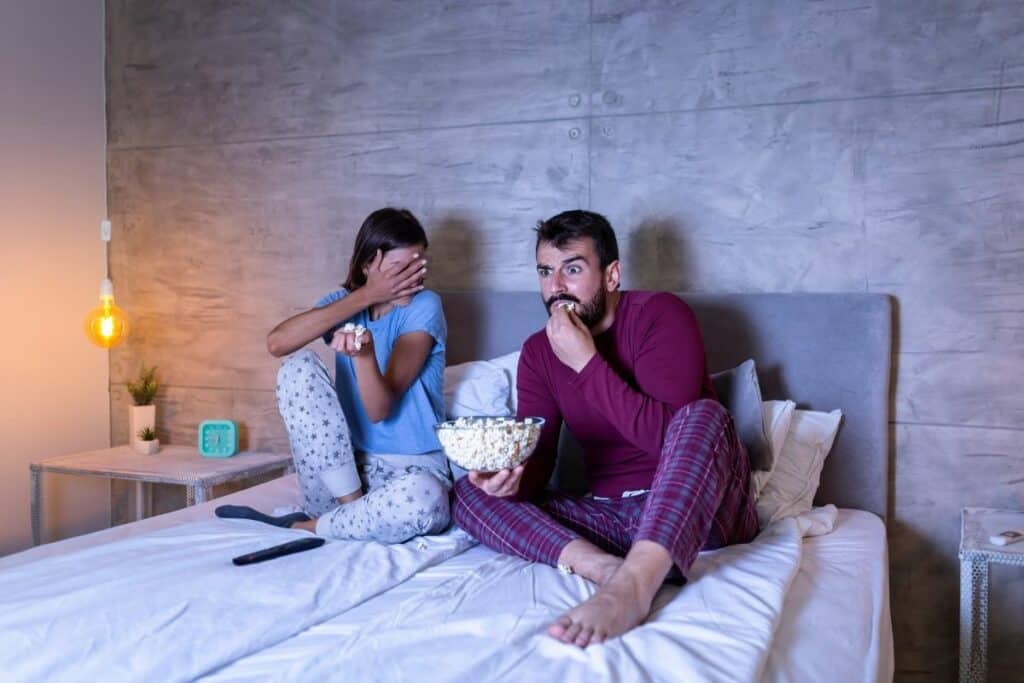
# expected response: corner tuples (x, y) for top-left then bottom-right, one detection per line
(0, 0), (109, 555)
(104, 2), (1024, 680)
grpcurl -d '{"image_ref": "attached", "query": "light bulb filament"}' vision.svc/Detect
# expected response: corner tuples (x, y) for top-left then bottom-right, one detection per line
(85, 292), (130, 349)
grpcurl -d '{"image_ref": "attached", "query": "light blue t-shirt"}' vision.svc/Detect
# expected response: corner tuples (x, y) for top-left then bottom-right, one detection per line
(315, 289), (446, 455)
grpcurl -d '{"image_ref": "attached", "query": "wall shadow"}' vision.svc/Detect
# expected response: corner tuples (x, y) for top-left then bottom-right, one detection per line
(624, 216), (694, 292)
(428, 212), (485, 292)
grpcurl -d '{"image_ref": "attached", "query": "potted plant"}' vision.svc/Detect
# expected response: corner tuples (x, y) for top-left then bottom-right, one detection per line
(134, 426), (160, 455)
(126, 365), (158, 450)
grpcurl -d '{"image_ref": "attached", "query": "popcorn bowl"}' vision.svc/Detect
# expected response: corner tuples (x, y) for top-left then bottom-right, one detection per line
(435, 416), (545, 473)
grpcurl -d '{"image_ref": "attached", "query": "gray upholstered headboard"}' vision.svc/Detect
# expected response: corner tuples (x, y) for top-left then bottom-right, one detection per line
(440, 291), (893, 520)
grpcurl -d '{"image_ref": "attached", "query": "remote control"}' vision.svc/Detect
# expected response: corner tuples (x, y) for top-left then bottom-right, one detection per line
(988, 529), (1024, 547)
(232, 537), (326, 565)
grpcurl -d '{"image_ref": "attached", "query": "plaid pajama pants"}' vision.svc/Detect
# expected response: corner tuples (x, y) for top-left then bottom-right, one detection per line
(451, 399), (759, 575)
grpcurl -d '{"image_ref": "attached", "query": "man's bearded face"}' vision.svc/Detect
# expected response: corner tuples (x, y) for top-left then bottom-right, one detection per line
(536, 238), (609, 329)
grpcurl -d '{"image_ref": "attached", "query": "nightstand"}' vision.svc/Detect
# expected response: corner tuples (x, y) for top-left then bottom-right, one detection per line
(30, 445), (293, 546)
(959, 507), (1024, 683)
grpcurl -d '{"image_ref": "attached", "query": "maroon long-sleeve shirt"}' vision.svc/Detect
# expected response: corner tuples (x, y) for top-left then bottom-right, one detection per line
(516, 291), (716, 499)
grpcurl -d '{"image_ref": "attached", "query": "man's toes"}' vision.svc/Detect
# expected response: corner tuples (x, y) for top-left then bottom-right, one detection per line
(592, 630), (607, 644)
(561, 620), (583, 644)
(548, 615), (572, 639)
(574, 626), (594, 648)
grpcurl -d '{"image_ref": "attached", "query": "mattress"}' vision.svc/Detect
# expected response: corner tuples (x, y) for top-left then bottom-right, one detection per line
(1, 475), (893, 682)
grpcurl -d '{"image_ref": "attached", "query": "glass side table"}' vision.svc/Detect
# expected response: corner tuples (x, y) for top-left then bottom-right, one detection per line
(959, 507), (1024, 683)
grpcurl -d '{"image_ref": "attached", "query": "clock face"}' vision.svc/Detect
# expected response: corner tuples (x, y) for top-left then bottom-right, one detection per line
(199, 420), (237, 457)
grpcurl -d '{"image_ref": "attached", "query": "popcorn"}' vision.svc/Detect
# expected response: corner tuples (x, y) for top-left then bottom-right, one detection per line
(341, 322), (367, 351)
(435, 417), (545, 472)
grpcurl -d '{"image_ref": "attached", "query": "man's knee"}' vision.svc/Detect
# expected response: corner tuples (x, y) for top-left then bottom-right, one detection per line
(660, 399), (733, 463)
(670, 398), (730, 430)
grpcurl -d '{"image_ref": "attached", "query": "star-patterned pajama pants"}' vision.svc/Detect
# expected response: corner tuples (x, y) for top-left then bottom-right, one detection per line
(276, 350), (452, 543)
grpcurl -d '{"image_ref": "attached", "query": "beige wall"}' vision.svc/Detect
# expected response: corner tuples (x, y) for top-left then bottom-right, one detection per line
(0, 1), (109, 555)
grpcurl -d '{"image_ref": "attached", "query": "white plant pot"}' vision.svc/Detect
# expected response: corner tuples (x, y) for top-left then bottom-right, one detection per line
(129, 404), (156, 447)
(133, 439), (160, 456)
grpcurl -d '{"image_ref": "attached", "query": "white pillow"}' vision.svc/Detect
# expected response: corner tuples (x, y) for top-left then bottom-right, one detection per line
(486, 351), (521, 414)
(442, 360), (512, 419)
(751, 400), (796, 496)
(755, 407), (842, 527)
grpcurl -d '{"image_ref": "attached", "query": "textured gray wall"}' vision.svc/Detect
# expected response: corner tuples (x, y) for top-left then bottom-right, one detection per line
(105, 2), (1024, 680)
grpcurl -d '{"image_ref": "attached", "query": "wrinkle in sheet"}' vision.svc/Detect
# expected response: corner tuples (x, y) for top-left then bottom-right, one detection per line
(0, 520), (472, 682)
(277, 518), (805, 682)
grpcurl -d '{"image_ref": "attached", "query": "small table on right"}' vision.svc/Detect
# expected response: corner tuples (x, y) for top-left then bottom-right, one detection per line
(959, 507), (1024, 683)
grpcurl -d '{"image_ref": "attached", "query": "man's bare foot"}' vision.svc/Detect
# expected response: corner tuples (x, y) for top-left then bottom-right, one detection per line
(548, 568), (653, 647)
(549, 540), (673, 648)
(557, 539), (623, 585)
(575, 554), (623, 585)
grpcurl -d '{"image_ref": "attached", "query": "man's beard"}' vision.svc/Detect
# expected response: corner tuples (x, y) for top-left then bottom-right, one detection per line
(545, 287), (606, 329)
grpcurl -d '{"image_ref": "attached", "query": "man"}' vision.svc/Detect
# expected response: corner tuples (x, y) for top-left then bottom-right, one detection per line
(452, 209), (758, 649)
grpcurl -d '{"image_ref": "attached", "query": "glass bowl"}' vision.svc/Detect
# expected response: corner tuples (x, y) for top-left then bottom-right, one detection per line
(434, 416), (545, 473)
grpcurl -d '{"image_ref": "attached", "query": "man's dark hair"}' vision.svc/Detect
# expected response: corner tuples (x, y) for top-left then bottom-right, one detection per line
(534, 210), (619, 269)
(344, 207), (428, 290)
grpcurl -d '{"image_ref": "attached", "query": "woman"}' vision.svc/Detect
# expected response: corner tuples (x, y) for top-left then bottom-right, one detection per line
(217, 207), (450, 542)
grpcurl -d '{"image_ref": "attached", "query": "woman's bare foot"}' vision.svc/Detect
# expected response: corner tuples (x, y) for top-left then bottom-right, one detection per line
(549, 540), (673, 648)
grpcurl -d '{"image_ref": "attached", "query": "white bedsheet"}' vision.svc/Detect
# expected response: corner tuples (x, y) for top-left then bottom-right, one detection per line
(254, 519), (803, 682)
(761, 509), (893, 683)
(208, 508), (891, 683)
(0, 475), (307, 571)
(2, 475), (892, 682)
(0, 515), (471, 682)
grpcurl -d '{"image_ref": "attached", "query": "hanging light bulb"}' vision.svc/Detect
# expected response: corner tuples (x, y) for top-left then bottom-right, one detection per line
(84, 220), (130, 348)
(84, 277), (130, 348)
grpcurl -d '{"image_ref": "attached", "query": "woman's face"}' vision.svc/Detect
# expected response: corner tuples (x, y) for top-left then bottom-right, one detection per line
(379, 245), (425, 272)
(364, 243), (427, 305)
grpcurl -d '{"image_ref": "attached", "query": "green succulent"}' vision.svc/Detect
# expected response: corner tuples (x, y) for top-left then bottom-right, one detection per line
(126, 365), (159, 406)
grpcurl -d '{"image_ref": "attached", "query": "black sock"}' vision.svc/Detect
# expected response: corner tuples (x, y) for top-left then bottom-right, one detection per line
(215, 505), (310, 528)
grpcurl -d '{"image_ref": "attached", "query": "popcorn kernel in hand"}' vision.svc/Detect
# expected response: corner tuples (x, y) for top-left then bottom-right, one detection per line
(340, 323), (367, 351)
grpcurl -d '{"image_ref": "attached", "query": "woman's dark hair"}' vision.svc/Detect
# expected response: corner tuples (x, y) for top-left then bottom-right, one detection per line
(534, 209), (619, 269)
(343, 208), (428, 290)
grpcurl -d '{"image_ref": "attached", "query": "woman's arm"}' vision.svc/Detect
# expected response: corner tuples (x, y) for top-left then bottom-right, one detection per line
(267, 251), (427, 357)
(266, 289), (372, 357)
(335, 330), (435, 423)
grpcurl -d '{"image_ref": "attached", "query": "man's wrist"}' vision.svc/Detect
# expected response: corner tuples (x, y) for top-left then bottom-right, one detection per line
(571, 351), (597, 374)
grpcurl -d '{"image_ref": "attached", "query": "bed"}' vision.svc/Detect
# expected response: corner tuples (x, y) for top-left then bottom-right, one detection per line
(0, 291), (894, 682)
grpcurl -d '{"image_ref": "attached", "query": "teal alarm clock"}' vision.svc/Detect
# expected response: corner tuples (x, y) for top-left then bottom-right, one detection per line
(198, 420), (238, 457)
